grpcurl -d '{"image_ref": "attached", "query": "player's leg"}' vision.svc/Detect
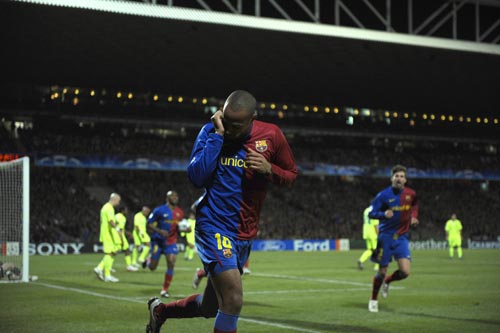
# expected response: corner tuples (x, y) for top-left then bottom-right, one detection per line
(358, 239), (373, 269)
(456, 237), (463, 258)
(211, 268), (242, 333)
(193, 267), (208, 290)
(132, 231), (140, 265)
(382, 237), (411, 298)
(185, 231), (196, 260)
(369, 235), (391, 312)
(139, 241), (151, 265)
(147, 242), (161, 271)
(243, 260), (251, 274)
(161, 246), (178, 297)
(448, 239), (454, 258)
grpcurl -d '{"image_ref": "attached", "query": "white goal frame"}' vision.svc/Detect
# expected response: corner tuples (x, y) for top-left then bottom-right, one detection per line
(0, 157), (30, 282)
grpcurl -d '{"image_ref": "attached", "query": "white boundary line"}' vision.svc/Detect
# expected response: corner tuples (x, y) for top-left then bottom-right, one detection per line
(36, 282), (323, 332)
(12, 0), (500, 55)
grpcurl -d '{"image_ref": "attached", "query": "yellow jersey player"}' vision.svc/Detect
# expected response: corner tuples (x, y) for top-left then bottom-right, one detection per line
(357, 206), (379, 271)
(94, 193), (121, 282)
(132, 206), (152, 267)
(113, 206), (138, 272)
(181, 212), (196, 261)
(445, 213), (463, 259)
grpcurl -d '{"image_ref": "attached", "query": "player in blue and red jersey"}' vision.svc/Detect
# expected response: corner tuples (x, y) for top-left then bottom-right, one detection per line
(145, 190), (185, 298)
(146, 90), (297, 333)
(368, 164), (419, 312)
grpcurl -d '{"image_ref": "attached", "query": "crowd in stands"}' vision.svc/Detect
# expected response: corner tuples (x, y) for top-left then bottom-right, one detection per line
(2, 120), (498, 243)
(28, 167), (500, 244)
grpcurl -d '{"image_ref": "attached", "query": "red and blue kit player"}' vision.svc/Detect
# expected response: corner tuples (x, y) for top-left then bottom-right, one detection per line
(146, 191), (185, 298)
(146, 90), (297, 333)
(368, 164), (419, 312)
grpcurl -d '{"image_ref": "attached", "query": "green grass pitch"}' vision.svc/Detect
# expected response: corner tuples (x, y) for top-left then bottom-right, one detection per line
(1, 249), (500, 333)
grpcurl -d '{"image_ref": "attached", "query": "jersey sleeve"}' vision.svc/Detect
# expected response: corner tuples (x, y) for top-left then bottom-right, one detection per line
(147, 209), (158, 225)
(369, 192), (387, 220)
(187, 123), (224, 188)
(267, 127), (297, 187)
(411, 192), (419, 220)
(106, 206), (115, 225)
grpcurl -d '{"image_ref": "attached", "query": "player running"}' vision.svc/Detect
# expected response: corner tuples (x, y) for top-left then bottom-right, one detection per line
(145, 191), (186, 298)
(132, 206), (152, 267)
(357, 205), (379, 271)
(145, 90), (297, 333)
(368, 165), (419, 312)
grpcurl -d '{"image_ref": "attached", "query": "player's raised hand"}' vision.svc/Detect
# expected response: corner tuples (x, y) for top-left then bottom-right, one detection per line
(245, 147), (271, 174)
(211, 110), (225, 136)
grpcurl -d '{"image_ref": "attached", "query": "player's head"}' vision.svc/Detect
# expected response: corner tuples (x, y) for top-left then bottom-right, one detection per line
(166, 190), (179, 206)
(141, 205), (151, 216)
(222, 90), (256, 140)
(116, 205), (128, 214)
(390, 164), (407, 190)
(109, 193), (121, 207)
(451, 213), (457, 219)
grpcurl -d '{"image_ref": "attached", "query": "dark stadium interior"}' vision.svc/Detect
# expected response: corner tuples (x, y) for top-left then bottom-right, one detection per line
(0, 1), (499, 245)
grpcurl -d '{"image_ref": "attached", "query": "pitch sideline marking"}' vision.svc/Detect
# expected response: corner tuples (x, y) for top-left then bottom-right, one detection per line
(83, 262), (403, 289)
(37, 282), (323, 333)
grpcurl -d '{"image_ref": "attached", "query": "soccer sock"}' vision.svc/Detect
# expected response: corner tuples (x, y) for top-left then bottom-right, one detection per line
(214, 310), (238, 333)
(359, 250), (373, 263)
(384, 270), (408, 284)
(139, 246), (150, 262)
(132, 246), (138, 263)
(449, 246), (454, 258)
(125, 254), (132, 266)
(156, 294), (203, 320)
(163, 268), (174, 291)
(97, 258), (105, 270)
(458, 247), (463, 258)
(103, 255), (113, 277)
(185, 247), (194, 260)
(371, 273), (384, 300)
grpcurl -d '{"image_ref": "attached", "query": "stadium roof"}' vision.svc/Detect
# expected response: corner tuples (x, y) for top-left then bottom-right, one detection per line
(1, 0), (500, 116)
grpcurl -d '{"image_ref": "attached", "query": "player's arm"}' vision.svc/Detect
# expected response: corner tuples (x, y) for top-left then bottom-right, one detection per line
(146, 210), (169, 237)
(187, 123), (224, 188)
(410, 193), (419, 226)
(368, 193), (388, 220)
(108, 210), (122, 235)
(246, 127), (297, 187)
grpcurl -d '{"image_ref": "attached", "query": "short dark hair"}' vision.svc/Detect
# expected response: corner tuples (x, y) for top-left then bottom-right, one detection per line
(391, 164), (407, 175)
(226, 90), (256, 115)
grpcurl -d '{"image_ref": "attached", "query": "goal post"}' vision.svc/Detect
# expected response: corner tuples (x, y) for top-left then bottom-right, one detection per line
(0, 156), (30, 282)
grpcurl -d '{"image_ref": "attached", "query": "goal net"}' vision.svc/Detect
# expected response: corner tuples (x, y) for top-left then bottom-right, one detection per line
(0, 157), (30, 282)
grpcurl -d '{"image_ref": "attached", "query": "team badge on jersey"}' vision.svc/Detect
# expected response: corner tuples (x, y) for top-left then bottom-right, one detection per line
(255, 140), (268, 153)
(223, 248), (232, 258)
(405, 195), (412, 202)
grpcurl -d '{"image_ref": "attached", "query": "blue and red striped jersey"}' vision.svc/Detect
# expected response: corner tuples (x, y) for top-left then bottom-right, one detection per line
(147, 204), (184, 245)
(187, 120), (297, 240)
(369, 186), (418, 235)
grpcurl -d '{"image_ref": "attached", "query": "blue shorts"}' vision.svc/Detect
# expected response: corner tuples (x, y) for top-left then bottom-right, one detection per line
(371, 233), (411, 267)
(150, 239), (178, 261)
(196, 229), (251, 277)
